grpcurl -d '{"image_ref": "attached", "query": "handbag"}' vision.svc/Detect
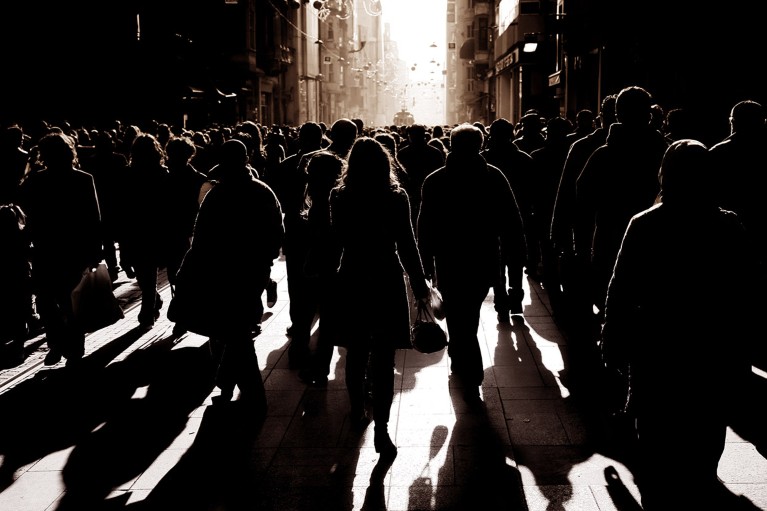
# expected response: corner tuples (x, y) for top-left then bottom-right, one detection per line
(166, 251), (217, 337)
(71, 261), (124, 333)
(410, 299), (447, 354)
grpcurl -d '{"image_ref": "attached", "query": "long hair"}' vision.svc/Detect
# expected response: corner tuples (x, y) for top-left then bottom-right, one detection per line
(337, 137), (400, 194)
(303, 151), (345, 215)
(37, 133), (78, 169)
(129, 133), (165, 167)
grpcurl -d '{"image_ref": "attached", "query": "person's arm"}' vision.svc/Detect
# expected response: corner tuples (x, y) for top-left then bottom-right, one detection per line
(394, 190), (428, 300)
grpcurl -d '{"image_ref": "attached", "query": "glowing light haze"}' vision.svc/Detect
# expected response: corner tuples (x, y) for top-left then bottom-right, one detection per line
(380, 0), (447, 125)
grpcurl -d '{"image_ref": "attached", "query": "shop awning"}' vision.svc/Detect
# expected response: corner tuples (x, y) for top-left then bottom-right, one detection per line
(459, 38), (475, 60)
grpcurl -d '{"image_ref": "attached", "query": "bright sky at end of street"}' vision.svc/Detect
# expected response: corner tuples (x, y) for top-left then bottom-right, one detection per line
(380, 0), (447, 125)
(380, 0), (446, 69)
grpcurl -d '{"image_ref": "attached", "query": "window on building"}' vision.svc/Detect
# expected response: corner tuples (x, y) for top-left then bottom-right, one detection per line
(477, 17), (488, 51)
(520, 1), (540, 15)
(248, 5), (256, 51)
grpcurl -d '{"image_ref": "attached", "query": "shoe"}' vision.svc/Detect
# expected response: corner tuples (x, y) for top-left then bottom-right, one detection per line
(374, 428), (398, 460)
(44, 348), (62, 366)
(266, 279), (277, 308)
(138, 319), (155, 331)
(154, 296), (163, 321)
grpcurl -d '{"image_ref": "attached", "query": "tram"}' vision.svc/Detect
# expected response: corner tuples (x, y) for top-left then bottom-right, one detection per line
(392, 109), (415, 126)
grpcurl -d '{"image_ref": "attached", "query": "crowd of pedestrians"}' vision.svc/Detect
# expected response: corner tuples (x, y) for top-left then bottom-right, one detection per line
(0, 87), (765, 508)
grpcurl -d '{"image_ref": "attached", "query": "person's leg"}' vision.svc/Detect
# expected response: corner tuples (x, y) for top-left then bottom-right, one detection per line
(134, 263), (159, 327)
(345, 342), (371, 429)
(369, 343), (397, 456)
(441, 282), (488, 397)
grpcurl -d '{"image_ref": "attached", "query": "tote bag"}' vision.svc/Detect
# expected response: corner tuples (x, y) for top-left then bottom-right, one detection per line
(71, 261), (124, 332)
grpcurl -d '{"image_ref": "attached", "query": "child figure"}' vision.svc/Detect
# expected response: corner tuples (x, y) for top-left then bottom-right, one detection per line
(0, 204), (32, 368)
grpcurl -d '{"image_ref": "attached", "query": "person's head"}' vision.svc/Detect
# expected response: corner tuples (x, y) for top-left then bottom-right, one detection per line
(341, 137), (398, 192)
(615, 85), (653, 127)
(374, 132), (398, 159)
(600, 94), (618, 127)
(37, 133), (78, 169)
(650, 103), (665, 131)
(129, 133), (165, 167)
(407, 124), (428, 144)
(729, 100), (765, 136)
(428, 137), (448, 157)
(658, 139), (712, 205)
(449, 123), (484, 156)
(488, 118), (515, 146)
(518, 110), (543, 134)
(351, 118), (364, 136)
(328, 118), (358, 155)
(574, 109), (595, 132)
(220, 139), (249, 168)
(165, 136), (197, 166)
(545, 116), (572, 142)
(298, 121), (324, 151)
(306, 151), (345, 203)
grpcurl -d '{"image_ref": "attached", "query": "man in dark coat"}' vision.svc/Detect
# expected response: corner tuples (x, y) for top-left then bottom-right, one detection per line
(709, 99), (767, 276)
(18, 133), (103, 367)
(575, 86), (669, 317)
(481, 118), (532, 322)
(397, 124), (446, 224)
(171, 139), (283, 411)
(418, 123), (526, 404)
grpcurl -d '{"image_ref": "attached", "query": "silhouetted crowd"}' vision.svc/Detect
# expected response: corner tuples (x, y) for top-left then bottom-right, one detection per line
(1, 85), (766, 510)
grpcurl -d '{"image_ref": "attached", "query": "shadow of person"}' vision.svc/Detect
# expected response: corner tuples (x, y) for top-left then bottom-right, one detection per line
(123, 397), (267, 511)
(493, 316), (640, 511)
(404, 425), (448, 510)
(433, 384), (526, 510)
(0, 326), (149, 491)
(53, 341), (217, 510)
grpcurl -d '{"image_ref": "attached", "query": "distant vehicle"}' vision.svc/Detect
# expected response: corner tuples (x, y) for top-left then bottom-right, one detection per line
(393, 110), (415, 126)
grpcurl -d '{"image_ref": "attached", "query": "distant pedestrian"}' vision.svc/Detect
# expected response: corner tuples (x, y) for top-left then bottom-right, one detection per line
(122, 134), (171, 330)
(481, 118), (532, 322)
(601, 139), (757, 510)
(396, 124), (446, 225)
(164, 136), (207, 297)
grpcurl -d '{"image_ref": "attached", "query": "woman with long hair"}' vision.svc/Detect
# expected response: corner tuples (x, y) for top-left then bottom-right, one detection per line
(328, 137), (430, 461)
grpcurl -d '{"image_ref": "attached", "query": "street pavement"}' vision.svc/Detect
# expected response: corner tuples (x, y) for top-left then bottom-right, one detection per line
(0, 254), (766, 510)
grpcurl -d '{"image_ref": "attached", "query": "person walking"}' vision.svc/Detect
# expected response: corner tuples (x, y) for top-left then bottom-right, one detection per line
(122, 134), (171, 330)
(575, 86), (668, 319)
(417, 123), (527, 404)
(17, 133), (103, 367)
(171, 138), (283, 412)
(396, 124), (446, 225)
(328, 137), (430, 461)
(601, 140), (758, 510)
(481, 118), (532, 322)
